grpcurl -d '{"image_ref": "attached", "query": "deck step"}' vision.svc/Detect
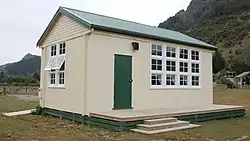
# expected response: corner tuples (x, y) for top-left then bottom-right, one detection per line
(144, 117), (177, 125)
(131, 124), (200, 134)
(137, 120), (189, 131)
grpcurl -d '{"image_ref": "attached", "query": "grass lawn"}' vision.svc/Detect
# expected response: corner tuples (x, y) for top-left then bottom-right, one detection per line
(0, 89), (250, 141)
(0, 96), (38, 113)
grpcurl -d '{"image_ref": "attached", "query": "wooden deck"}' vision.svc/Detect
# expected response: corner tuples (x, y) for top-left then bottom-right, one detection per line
(42, 104), (246, 131)
(90, 104), (246, 122)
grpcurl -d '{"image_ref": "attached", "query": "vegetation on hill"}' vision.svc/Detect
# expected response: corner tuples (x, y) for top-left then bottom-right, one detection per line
(0, 71), (39, 86)
(159, 0), (250, 74)
(0, 53), (40, 76)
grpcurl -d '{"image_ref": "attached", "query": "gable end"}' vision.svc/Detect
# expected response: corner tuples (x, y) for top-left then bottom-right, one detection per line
(37, 8), (91, 46)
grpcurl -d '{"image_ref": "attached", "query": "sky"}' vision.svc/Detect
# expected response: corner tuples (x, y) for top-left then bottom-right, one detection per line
(0, 0), (191, 65)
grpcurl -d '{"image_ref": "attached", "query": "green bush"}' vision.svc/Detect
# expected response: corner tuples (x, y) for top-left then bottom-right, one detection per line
(31, 106), (44, 115)
(220, 78), (235, 88)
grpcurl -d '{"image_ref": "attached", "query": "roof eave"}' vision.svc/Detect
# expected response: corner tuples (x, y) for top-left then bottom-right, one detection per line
(36, 8), (60, 47)
(92, 24), (217, 51)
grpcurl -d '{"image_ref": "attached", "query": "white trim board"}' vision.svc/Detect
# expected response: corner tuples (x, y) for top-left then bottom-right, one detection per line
(2, 109), (36, 117)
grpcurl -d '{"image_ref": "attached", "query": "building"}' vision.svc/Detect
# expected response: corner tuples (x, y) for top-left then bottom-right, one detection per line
(225, 71), (236, 78)
(37, 7), (245, 134)
(235, 71), (250, 87)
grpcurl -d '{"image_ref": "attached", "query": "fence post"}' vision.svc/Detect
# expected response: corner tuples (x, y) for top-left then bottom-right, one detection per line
(3, 87), (6, 95)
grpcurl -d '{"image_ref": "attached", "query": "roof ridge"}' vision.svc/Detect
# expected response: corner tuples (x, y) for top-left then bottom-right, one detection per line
(60, 6), (172, 31)
(37, 6), (216, 49)
(60, 6), (92, 25)
(60, 7), (200, 41)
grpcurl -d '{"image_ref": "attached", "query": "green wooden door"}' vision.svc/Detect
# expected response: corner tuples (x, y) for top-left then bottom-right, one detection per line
(114, 54), (132, 109)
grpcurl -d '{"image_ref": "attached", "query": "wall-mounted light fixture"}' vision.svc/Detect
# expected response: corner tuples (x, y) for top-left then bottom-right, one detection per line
(131, 42), (139, 51)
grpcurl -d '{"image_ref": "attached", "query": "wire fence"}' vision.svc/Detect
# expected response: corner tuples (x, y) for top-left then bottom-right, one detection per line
(0, 86), (39, 96)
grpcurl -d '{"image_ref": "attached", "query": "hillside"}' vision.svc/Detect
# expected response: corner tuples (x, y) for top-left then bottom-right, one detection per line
(159, 0), (250, 73)
(0, 53), (41, 75)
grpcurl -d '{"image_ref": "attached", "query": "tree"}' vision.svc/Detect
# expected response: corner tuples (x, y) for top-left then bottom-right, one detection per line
(32, 72), (40, 81)
(213, 51), (226, 74)
(0, 72), (4, 82)
(234, 61), (250, 74)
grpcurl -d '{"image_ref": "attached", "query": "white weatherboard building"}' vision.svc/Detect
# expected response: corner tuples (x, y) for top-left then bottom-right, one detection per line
(37, 7), (245, 134)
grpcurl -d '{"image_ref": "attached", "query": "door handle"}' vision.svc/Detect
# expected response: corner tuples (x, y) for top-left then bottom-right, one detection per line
(129, 79), (133, 82)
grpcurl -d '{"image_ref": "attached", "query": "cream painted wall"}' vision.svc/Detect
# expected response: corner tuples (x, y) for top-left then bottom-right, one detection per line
(42, 36), (86, 114)
(86, 31), (213, 113)
(39, 14), (89, 114)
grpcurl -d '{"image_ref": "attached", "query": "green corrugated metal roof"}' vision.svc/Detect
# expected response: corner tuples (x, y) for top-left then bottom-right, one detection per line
(37, 6), (217, 50)
(235, 71), (250, 78)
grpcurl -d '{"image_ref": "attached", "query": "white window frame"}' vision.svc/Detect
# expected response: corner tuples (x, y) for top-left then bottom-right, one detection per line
(47, 42), (66, 88)
(191, 50), (199, 61)
(179, 48), (189, 60)
(59, 42), (66, 55)
(179, 61), (189, 73)
(166, 46), (176, 58)
(150, 43), (201, 89)
(166, 74), (176, 86)
(180, 75), (188, 86)
(49, 71), (56, 86)
(51, 45), (57, 57)
(166, 60), (176, 72)
(190, 61), (200, 88)
(151, 58), (163, 71)
(151, 73), (163, 88)
(58, 71), (65, 86)
(191, 75), (200, 86)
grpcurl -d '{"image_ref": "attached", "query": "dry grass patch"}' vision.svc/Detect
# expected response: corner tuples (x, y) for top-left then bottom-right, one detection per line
(0, 96), (38, 113)
(0, 89), (250, 141)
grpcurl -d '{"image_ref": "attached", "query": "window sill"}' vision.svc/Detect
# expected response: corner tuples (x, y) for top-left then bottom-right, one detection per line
(150, 86), (201, 90)
(48, 85), (65, 89)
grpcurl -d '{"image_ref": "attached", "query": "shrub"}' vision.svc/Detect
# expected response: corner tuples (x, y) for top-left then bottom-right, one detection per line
(31, 106), (44, 115)
(220, 78), (235, 88)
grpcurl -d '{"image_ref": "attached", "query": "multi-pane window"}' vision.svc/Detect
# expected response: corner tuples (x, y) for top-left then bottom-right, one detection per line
(180, 75), (188, 86)
(151, 44), (200, 88)
(151, 74), (162, 86)
(166, 74), (176, 86)
(59, 42), (66, 55)
(191, 63), (199, 73)
(166, 61), (176, 71)
(180, 49), (188, 59)
(46, 42), (66, 87)
(51, 45), (57, 56)
(59, 62), (65, 85)
(50, 73), (56, 85)
(192, 76), (199, 86)
(152, 45), (162, 56)
(191, 51), (199, 60)
(166, 47), (176, 58)
(59, 72), (65, 84)
(151, 59), (162, 70)
(180, 62), (188, 72)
